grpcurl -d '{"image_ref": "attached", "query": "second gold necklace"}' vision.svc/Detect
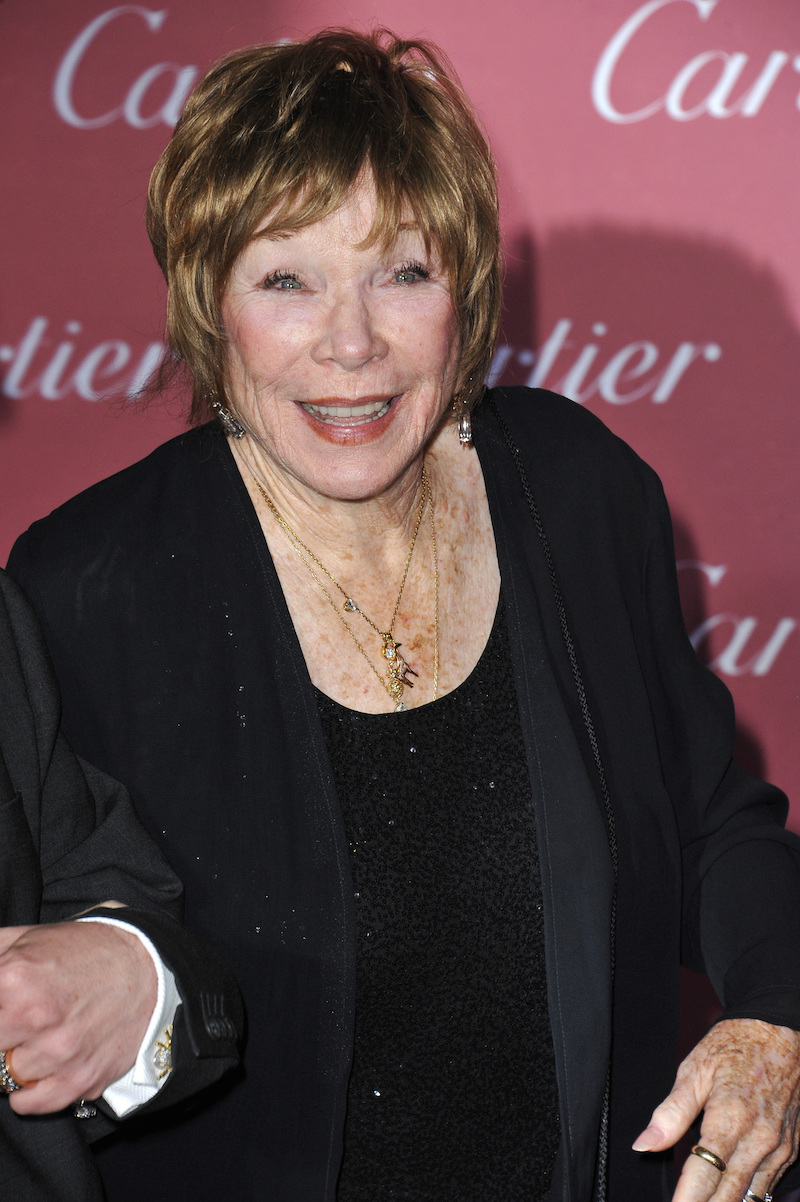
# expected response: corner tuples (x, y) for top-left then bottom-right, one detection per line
(253, 470), (439, 712)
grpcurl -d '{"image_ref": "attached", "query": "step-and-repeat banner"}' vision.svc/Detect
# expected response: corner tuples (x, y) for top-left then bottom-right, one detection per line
(3, 1), (798, 842)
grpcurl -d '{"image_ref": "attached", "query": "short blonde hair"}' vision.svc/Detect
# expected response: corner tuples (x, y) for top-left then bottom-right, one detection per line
(147, 28), (501, 423)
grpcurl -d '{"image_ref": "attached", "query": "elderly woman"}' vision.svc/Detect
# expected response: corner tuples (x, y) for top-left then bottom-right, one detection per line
(8, 28), (800, 1202)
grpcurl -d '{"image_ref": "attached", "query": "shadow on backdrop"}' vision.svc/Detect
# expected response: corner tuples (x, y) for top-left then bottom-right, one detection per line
(498, 219), (799, 784)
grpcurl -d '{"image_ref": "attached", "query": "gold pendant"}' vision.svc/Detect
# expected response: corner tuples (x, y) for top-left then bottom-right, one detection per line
(381, 633), (418, 703)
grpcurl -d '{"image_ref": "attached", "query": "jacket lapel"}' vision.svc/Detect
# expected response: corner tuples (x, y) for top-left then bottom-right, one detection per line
(476, 407), (614, 1201)
(0, 630), (43, 924)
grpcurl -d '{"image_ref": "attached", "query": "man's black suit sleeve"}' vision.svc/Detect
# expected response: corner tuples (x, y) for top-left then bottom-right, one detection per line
(0, 569), (243, 1121)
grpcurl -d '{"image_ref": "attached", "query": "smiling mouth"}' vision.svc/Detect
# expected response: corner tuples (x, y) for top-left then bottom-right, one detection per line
(299, 397), (394, 425)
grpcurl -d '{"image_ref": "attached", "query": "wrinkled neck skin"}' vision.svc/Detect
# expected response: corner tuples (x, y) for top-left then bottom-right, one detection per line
(230, 409), (459, 578)
(228, 409), (500, 713)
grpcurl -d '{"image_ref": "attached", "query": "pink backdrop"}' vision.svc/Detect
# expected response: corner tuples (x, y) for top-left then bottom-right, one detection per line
(2, 0), (798, 841)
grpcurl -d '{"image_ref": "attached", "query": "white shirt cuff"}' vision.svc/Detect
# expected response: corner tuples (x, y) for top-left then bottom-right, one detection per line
(77, 915), (182, 1117)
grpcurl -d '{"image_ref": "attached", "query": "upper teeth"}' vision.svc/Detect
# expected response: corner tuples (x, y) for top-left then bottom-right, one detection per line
(301, 399), (390, 419)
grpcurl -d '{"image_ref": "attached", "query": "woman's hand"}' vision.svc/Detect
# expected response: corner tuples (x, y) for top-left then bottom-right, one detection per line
(634, 1018), (800, 1201)
(0, 920), (157, 1114)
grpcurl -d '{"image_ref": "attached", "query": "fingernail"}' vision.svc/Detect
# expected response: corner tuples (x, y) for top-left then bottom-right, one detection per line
(632, 1125), (663, 1152)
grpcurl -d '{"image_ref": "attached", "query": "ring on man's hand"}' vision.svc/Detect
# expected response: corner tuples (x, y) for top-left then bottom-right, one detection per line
(0, 1049), (25, 1094)
(691, 1145), (727, 1173)
(743, 1191), (773, 1202)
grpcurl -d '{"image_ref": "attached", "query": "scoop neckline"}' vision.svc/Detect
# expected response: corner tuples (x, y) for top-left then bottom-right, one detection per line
(313, 592), (502, 718)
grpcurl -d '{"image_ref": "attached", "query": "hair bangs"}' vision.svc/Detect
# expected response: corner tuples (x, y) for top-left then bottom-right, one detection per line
(147, 29), (501, 422)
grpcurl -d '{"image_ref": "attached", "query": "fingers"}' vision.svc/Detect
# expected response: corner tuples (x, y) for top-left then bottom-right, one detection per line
(8, 1076), (85, 1116)
(748, 1116), (800, 1199)
(668, 1111), (795, 1201)
(668, 1071), (800, 1202)
(0, 921), (158, 1114)
(633, 1089), (701, 1152)
(634, 1052), (715, 1152)
(634, 1020), (800, 1202)
(672, 1126), (793, 1202)
(2, 1025), (109, 1115)
(0, 1056), (61, 1115)
(673, 1144), (731, 1202)
(7, 1066), (106, 1115)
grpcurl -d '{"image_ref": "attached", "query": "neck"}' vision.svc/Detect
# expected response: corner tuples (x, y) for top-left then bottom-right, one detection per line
(226, 414), (498, 714)
(230, 423), (457, 571)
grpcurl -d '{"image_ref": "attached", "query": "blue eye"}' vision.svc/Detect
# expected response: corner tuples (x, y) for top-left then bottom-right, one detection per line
(394, 261), (430, 284)
(263, 271), (302, 290)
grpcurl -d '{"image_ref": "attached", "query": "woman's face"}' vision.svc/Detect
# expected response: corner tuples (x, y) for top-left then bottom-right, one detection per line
(221, 178), (460, 503)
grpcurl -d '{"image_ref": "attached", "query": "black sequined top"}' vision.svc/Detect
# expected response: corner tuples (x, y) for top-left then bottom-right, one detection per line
(316, 599), (560, 1201)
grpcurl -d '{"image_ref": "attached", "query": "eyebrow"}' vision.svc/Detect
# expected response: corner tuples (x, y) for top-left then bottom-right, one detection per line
(251, 228), (293, 243)
(251, 217), (423, 242)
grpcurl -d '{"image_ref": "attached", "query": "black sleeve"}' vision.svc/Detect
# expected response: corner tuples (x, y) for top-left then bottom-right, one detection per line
(0, 567), (184, 922)
(83, 905), (243, 1123)
(0, 570), (243, 1115)
(640, 478), (800, 1028)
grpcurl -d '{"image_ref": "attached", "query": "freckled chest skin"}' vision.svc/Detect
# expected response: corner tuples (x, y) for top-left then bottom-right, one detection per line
(237, 426), (500, 712)
(221, 182), (500, 711)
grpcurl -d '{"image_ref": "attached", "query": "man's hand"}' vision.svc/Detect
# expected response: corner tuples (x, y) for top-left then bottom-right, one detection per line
(0, 920), (157, 1113)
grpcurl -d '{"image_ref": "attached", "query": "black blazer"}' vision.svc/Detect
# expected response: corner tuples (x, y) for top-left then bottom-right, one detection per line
(0, 569), (243, 1201)
(8, 389), (800, 1201)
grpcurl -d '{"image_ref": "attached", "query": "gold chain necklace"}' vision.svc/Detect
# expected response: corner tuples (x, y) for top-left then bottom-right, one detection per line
(253, 470), (439, 712)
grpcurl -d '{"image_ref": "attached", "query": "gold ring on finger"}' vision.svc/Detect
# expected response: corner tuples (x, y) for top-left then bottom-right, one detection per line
(691, 1145), (727, 1173)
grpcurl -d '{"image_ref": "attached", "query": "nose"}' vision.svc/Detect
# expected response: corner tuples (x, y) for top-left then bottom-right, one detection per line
(311, 291), (389, 371)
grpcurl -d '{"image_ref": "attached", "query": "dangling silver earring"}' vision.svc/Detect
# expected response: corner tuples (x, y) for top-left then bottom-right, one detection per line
(453, 392), (472, 447)
(211, 398), (245, 440)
